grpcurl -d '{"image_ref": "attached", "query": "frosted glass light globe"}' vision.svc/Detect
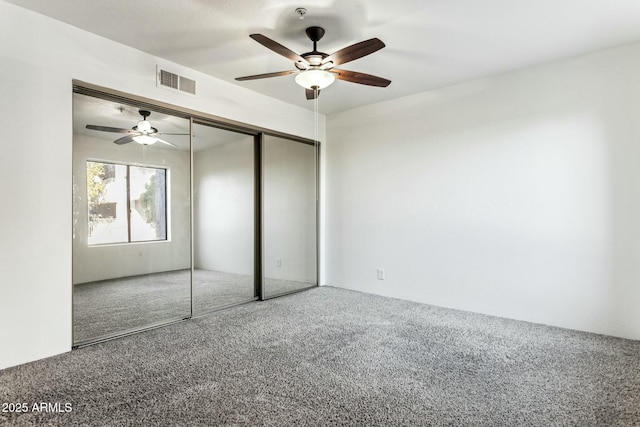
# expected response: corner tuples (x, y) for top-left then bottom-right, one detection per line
(133, 134), (157, 145)
(295, 69), (335, 89)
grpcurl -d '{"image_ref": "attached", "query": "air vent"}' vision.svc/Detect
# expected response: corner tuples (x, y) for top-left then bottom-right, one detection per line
(157, 67), (196, 95)
(179, 76), (196, 95)
(159, 69), (179, 89)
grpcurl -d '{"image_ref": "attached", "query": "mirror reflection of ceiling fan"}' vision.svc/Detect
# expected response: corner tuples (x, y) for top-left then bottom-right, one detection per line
(86, 110), (187, 147)
(235, 26), (391, 100)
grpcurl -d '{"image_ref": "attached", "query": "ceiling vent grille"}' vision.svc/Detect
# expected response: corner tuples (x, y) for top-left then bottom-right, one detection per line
(159, 69), (179, 89)
(179, 75), (196, 95)
(157, 67), (196, 95)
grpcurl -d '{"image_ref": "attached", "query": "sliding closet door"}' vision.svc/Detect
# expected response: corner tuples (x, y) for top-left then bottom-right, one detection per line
(192, 122), (256, 314)
(72, 93), (191, 345)
(262, 135), (318, 298)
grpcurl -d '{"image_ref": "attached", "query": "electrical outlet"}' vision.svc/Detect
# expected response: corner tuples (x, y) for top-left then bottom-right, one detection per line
(276, 259), (282, 267)
(377, 268), (385, 280)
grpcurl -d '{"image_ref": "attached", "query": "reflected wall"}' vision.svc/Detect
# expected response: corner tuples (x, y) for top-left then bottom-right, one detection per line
(192, 123), (256, 313)
(263, 135), (317, 297)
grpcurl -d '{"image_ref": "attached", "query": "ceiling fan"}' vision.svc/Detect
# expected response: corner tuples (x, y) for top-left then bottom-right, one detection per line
(86, 110), (186, 147)
(235, 26), (391, 100)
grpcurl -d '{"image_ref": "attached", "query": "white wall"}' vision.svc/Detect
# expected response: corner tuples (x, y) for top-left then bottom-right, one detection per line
(194, 137), (254, 275)
(326, 42), (640, 340)
(0, 1), (321, 369)
(73, 135), (191, 283)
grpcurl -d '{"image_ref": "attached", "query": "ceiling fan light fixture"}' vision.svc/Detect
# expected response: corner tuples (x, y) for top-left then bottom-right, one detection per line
(133, 134), (157, 145)
(236, 27), (390, 99)
(295, 69), (335, 89)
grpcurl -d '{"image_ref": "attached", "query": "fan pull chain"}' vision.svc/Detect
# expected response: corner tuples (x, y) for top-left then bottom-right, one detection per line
(314, 86), (319, 202)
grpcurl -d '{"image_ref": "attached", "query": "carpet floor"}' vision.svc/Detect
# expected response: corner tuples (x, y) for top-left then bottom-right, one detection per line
(3, 286), (639, 426)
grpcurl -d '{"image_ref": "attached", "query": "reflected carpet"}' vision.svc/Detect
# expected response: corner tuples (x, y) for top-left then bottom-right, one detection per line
(73, 269), (314, 342)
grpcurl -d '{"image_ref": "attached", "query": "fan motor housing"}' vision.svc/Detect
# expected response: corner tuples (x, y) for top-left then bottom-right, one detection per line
(305, 26), (325, 42)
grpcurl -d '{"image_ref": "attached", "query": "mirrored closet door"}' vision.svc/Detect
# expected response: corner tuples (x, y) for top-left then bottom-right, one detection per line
(192, 122), (257, 314)
(72, 86), (319, 346)
(262, 135), (318, 298)
(72, 93), (192, 345)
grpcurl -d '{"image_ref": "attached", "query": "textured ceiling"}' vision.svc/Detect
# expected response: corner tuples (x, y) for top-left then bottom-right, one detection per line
(7, 0), (640, 114)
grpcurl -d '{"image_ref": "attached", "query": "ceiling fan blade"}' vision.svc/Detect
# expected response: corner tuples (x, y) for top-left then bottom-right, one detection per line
(321, 38), (385, 67)
(333, 69), (391, 87)
(114, 135), (135, 145)
(305, 88), (321, 100)
(87, 125), (133, 134)
(155, 137), (177, 147)
(249, 34), (308, 65)
(236, 70), (297, 81)
(157, 132), (190, 136)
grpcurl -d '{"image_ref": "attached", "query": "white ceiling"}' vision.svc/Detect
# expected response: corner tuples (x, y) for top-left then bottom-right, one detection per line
(8, 0), (640, 114)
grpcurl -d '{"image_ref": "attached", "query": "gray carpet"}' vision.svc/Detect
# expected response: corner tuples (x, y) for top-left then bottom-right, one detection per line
(73, 269), (314, 343)
(3, 286), (640, 426)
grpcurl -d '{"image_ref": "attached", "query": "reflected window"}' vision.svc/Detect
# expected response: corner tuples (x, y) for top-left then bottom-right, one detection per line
(87, 161), (167, 245)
